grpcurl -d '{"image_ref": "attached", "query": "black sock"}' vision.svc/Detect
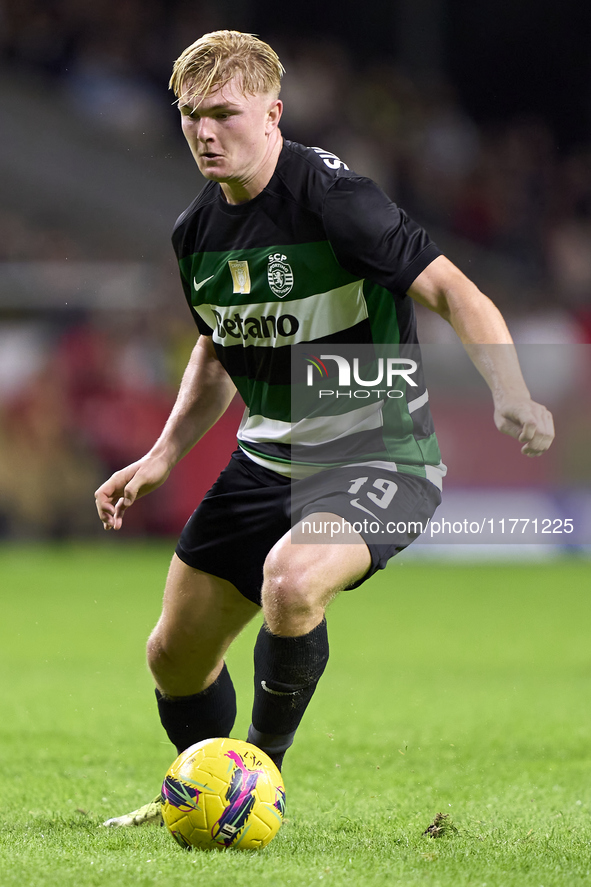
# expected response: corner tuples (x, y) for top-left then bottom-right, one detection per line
(156, 662), (236, 755)
(247, 619), (329, 770)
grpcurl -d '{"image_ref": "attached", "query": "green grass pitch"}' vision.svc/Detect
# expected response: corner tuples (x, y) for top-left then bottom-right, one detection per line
(1, 543), (590, 886)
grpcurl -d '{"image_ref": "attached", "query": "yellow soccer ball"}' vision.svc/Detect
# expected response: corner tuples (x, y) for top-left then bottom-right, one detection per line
(161, 737), (286, 850)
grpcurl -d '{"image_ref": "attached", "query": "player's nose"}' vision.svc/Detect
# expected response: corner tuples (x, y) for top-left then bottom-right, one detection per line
(196, 118), (214, 141)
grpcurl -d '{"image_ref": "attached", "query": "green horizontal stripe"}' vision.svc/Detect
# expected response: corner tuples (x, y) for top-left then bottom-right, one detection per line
(180, 241), (358, 308)
(235, 379), (441, 462)
(240, 439), (435, 479)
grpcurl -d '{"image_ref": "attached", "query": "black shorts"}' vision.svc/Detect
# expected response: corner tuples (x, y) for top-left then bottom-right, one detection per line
(175, 449), (441, 605)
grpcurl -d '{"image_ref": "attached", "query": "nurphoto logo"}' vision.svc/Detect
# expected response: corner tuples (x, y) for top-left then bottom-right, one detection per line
(305, 353), (418, 400)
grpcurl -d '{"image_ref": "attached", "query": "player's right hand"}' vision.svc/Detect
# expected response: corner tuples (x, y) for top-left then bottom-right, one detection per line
(94, 454), (172, 530)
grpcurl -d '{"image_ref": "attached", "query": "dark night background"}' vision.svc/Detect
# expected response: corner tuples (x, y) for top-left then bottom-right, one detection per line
(249, 0), (591, 149)
(2, 0), (590, 145)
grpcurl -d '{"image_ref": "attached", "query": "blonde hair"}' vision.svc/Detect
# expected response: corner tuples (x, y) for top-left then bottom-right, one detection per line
(170, 30), (285, 103)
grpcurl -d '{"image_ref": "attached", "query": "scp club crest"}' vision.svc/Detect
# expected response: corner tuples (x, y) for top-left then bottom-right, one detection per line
(267, 253), (294, 298)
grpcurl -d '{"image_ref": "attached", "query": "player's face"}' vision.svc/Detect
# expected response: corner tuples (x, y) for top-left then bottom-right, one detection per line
(178, 75), (282, 192)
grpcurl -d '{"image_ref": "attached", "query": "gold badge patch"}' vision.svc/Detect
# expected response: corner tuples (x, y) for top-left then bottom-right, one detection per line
(228, 260), (251, 294)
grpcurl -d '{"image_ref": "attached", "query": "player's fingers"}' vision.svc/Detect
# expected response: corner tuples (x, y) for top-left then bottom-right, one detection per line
(519, 413), (555, 456)
(496, 414), (522, 440)
(94, 476), (126, 514)
(95, 471), (126, 498)
(94, 489), (118, 528)
(98, 504), (118, 531)
(109, 497), (125, 530)
(520, 430), (554, 456)
(112, 479), (142, 528)
(541, 406), (555, 441)
(94, 462), (144, 529)
(113, 492), (137, 529)
(518, 420), (537, 444)
(497, 401), (555, 456)
(99, 507), (116, 531)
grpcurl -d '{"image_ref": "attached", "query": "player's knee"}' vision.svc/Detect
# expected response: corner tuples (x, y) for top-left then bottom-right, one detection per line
(146, 625), (190, 676)
(146, 627), (170, 676)
(146, 626), (218, 691)
(261, 553), (320, 630)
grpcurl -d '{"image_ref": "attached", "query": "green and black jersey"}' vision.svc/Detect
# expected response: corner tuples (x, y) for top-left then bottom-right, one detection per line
(172, 140), (446, 488)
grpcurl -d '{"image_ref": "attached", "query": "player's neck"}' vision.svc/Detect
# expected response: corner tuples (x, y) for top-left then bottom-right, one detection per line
(220, 132), (283, 205)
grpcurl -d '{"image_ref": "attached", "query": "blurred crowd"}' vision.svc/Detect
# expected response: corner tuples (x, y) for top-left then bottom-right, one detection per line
(2, 0), (591, 319)
(1, 0), (590, 537)
(0, 308), (194, 537)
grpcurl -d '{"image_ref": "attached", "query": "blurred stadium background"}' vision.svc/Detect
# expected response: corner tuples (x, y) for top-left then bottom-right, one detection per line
(1, 0), (590, 542)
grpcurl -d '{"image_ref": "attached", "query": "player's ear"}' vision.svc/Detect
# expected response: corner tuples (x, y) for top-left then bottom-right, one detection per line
(266, 99), (283, 132)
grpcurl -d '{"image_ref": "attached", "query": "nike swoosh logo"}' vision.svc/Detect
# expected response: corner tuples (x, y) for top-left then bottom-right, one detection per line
(350, 499), (383, 524)
(261, 680), (301, 697)
(193, 274), (215, 292)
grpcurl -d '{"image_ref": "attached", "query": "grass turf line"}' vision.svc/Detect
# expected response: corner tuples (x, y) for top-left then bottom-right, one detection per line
(0, 543), (590, 886)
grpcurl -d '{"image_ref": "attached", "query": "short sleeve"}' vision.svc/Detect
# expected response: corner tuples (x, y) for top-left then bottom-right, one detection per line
(322, 175), (440, 295)
(191, 309), (214, 336)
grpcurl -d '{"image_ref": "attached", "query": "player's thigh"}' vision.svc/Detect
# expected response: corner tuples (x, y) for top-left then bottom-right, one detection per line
(151, 553), (260, 661)
(175, 450), (291, 606)
(262, 511), (371, 616)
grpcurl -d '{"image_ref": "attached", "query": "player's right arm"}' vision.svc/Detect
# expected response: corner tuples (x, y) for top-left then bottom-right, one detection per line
(94, 335), (236, 530)
(407, 256), (554, 455)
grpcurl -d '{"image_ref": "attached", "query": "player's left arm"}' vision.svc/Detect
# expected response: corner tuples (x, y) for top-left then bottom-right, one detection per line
(407, 254), (555, 456)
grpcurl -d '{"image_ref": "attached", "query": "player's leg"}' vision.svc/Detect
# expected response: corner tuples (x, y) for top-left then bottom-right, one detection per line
(247, 513), (370, 769)
(104, 452), (290, 827)
(247, 468), (442, 768)
(103, 556), (259, 828)
(261, 514), (370, 636)
(148, 452), (293, 761)
(148, 553), (260, 754)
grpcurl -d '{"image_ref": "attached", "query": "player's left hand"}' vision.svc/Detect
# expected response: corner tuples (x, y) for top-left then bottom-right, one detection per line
(493, 398), (555, 456)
